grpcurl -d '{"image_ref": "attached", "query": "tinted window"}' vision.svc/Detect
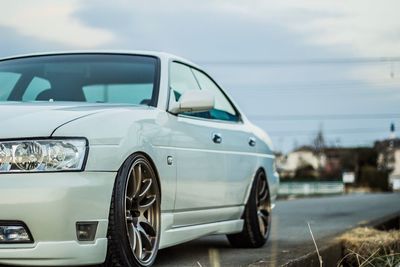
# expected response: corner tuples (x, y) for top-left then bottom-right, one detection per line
(22, 77), (51, 101)
(83, 84), (153, 105)
(0, 72), (20, 100)
(0, 54), (159, 106)
(192, 68), (239, 122)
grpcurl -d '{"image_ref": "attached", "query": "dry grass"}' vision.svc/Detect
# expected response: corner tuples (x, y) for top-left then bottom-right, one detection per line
(308, 222), (323, 267)
(339, 227), (400, 267)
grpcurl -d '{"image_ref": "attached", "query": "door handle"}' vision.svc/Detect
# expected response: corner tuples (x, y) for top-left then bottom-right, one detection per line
(212, 133), (222, 144)
(249, 137), (256, 147)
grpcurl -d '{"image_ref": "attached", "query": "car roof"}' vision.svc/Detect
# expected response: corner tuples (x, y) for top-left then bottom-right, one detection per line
(0, 50), (201, 69)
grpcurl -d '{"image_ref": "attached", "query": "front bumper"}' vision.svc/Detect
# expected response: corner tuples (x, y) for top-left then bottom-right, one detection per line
(0, 171), (116, 266)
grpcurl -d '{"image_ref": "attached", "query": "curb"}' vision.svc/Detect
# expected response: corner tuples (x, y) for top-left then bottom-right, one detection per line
(281, 241), (342, 267)
(250, 212), (400, 267)
(282, 212), (400, 267)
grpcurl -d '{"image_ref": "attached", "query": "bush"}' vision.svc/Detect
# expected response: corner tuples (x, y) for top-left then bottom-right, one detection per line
(358, 166), (389, 191)
(294, 164), (318, 179)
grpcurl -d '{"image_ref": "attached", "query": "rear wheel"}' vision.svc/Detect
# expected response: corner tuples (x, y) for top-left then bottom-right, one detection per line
(102, 154), (161, 267)
(227, 170), (271, 248)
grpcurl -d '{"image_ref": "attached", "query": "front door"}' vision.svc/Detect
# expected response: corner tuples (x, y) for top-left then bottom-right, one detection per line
(167, 62), (257, 227)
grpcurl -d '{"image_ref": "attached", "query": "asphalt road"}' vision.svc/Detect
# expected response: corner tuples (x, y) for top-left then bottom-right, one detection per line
(154, 193), (400, 267)
(1, 193), (399, 267)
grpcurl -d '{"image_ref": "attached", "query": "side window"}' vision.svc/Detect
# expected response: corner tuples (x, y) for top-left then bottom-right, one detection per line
(192, 68), (239, 122)
(170, 62), (200, 101)
(22, 77), (51, 101)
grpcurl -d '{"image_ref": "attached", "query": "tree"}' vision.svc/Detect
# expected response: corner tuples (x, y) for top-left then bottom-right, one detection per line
(313, 127), (325, 153)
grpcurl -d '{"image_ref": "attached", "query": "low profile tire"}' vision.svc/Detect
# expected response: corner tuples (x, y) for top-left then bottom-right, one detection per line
(102, 154), (161, 267)
(227, 170), (271, 248)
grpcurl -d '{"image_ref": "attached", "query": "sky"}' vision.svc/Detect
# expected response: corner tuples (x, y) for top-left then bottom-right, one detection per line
(0, 0), (399, 152)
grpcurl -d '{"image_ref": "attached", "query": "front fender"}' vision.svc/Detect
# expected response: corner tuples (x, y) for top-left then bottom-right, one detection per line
(52, 108), (177, 211)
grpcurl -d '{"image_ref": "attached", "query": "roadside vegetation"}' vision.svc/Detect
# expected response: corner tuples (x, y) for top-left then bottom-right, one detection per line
(278, 146), (390, 192)
(338, 227), (400, 267)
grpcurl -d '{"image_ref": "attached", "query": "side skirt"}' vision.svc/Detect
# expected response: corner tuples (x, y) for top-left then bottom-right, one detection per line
(159, 214), (243, 249)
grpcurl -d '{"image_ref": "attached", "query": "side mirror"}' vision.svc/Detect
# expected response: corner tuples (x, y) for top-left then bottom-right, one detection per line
(169, 90), (215, 114)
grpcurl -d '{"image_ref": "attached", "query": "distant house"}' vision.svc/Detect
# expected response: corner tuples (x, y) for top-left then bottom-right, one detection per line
(323, 148), (358, 178)
(276, 146), (326, 178)
(277, 146), (375, 181)
(375, 138), (400, 190)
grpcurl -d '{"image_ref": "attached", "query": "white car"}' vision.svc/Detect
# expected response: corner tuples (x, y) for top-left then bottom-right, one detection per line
(0, 51), (279, 267)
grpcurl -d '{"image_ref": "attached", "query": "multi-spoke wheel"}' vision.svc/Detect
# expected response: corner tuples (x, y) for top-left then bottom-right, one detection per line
(125, 158), (160, 265)
(227, 170), (271, 248)
(256, 174), (271, 238)
(103, 154), (160, 267)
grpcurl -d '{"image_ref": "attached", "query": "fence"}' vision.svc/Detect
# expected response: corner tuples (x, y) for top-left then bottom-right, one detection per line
(279, 181), (344, 196)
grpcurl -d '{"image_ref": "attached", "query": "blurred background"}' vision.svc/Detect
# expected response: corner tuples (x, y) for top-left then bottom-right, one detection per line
(1, 0), (399, 194)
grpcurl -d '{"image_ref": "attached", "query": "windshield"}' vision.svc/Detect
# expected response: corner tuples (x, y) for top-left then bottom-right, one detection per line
(0, 54), (159, 106)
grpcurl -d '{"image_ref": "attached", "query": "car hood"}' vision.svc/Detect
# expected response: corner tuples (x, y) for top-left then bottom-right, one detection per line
(0, 102), (146, 139)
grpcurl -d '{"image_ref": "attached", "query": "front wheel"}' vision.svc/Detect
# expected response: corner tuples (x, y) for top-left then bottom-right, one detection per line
(227, 170), (271, 248)
(102, 154), (161, 267)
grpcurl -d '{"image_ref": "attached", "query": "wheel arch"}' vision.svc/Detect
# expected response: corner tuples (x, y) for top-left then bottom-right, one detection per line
(243, 166), (271, 206)
(104, 150), (162, 267)
(119, 151), (162, 202)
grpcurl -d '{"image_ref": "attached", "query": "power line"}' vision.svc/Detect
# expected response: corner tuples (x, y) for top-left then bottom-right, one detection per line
(231, 80), (400, 91)
(267, 127), (387, 137)
(232, 86), (399, 95)
(198, 56), (400, 66)
(250, 113), (400, 121)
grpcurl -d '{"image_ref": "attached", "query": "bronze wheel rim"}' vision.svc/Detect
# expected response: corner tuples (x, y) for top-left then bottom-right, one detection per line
(256, 173), (271, 238)
(124, 158), (160, 265)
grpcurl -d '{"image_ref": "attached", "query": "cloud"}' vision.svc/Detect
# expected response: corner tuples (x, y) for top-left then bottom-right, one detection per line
(278, 1), (400, 57)
(2, 0), (399, 57)
(216, 0), (400, 56)
(0, 0), (397, 151)
(210, 0), (400, 83)
(0, 0), (114, 48)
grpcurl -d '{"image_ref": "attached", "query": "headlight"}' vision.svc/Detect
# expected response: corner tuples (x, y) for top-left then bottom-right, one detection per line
(0, 139), (87, 173)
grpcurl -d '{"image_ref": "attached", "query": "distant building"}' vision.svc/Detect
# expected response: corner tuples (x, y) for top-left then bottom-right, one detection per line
(323, 148), (348, 178)
(390, 122), (396, 139)
(375, 138), (400, 190)
(276, 146), (326, 178)
(277, 145), (379, 181)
